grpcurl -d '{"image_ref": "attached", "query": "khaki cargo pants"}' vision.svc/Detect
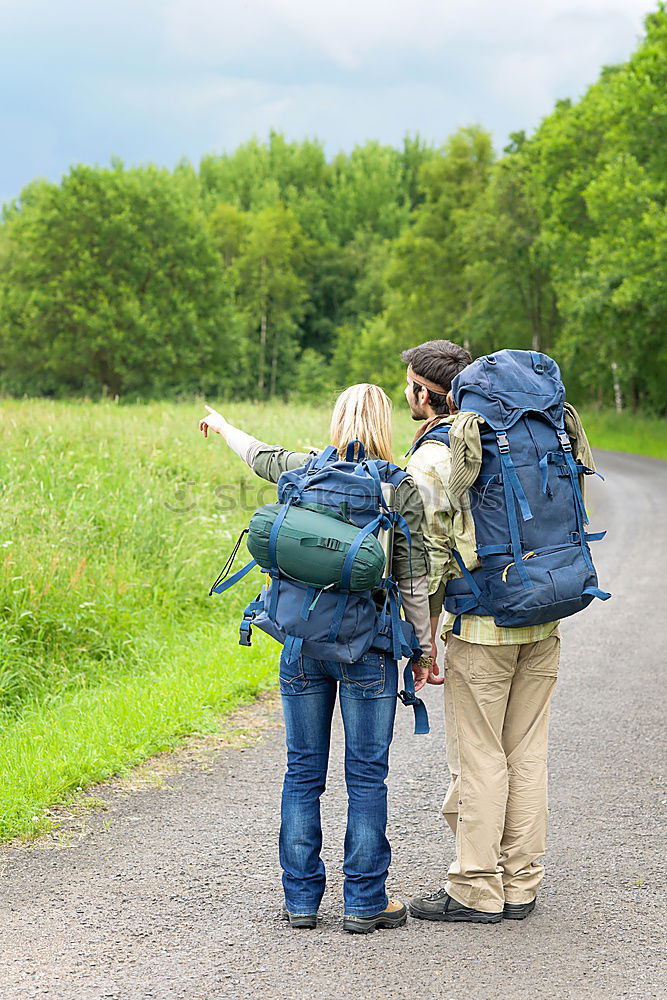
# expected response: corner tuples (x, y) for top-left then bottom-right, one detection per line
(443, 632), (560, 914)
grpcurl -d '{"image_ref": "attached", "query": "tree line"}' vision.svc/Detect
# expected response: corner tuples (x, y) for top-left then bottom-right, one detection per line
(1, 6), (666, 413)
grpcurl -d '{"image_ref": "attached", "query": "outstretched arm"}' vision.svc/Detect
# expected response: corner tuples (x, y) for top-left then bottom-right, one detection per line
(198, 405), (317, 484)
(199, 406), (259, 463)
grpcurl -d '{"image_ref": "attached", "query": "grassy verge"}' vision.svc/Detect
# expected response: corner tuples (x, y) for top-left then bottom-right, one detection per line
(580, 409), (667, 461)
(0, 620), (276, 841)
(0, 399), (339, 840)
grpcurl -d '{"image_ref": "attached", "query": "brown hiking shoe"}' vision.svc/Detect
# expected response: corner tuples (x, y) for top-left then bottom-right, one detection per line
(343, 898), (408, 934)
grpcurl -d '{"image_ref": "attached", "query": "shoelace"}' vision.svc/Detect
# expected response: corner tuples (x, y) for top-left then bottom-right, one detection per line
(424, 887), (449, 901)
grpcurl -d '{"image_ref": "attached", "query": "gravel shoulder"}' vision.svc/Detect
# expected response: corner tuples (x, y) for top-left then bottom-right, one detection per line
(1, 451), (665, 1000)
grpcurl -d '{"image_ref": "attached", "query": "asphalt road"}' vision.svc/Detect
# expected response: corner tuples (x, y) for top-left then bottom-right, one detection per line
(1, 451), (665, 1000)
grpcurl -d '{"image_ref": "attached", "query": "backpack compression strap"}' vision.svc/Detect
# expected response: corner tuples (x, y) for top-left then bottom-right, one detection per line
(381, 580), (429, 735)
(555, 429), (611, 603)
(399, 659), (430, 736)
(210, 528), (259, 595)
(495, 432), (532, 589)
(325, 509), (390, 645)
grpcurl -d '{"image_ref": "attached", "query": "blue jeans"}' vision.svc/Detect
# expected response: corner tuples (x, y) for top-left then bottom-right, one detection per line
(278, 649), (398, 917)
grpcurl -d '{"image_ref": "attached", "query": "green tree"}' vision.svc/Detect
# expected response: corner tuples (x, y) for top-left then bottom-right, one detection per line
(0, 164), (237, 397)
(325, 141), (412, 244)
(384, 126), (495, 351)
(525, 5), (667, 411)
(233, 204), (308, 396)
(455, 142), (559, 357)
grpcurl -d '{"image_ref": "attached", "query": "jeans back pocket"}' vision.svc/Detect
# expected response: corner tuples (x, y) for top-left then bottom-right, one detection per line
(341, 652), (386, 698)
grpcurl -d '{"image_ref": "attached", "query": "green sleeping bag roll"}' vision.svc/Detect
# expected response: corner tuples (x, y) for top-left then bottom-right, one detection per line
(247, 503), (386, 591)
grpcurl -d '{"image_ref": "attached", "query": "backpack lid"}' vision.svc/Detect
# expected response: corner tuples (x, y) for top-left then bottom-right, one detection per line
(452, 349), (565, 431)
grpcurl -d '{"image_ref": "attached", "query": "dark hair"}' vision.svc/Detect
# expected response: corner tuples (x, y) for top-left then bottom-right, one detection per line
(401, 340), (472, 414)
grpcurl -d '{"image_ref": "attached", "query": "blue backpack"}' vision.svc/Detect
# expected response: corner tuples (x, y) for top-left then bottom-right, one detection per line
(210, 441), (429, 734)
(412, 349), (611, 631)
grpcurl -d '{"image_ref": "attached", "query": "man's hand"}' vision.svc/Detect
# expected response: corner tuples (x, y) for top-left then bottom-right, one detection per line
(427, 639), (445, 685)
(426, 660), (445, 685)
(198, 405), (228, 439)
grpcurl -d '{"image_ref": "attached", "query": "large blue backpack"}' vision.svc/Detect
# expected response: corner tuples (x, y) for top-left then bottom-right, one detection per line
(210, 441), (429, 733)
(413, 350), (611, 631)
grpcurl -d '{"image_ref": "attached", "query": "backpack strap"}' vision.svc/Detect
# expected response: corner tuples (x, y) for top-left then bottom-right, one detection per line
(556, 429), (595, 573)
(268, 496), (295, 568)
(583, 586), (611, 601)
(326, 589), (350, 645)
(209, 528), (259, 595)
(405, 424), (451, 458)
(443, 550), (493, 630)
(340, 513), (385, 591)
(282, 634), (304, 665)
(313, 445), (339, 469)
(345, 439), (365, 461)
(495, 432), (531, 588)
(326, 511), (388, 645)
(398, 660), (430, 736)
(357, 459), (415, 585)
(385, 583), (429, 735)
(530, 351), (545, 375)
(496, 432), (532, 521)
(210, 557), (258, 595)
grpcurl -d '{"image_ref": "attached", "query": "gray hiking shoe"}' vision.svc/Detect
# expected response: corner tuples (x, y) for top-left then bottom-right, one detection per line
(503, 898), (536, 920)
(281, 905), (317, 929)
(409, 888), (502, 924)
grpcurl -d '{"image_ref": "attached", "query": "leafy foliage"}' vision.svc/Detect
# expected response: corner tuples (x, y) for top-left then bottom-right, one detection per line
(2, 9), (667, 411)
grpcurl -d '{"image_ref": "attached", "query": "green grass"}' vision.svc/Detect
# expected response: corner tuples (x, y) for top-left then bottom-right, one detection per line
(580, 409), (667, 461)
(0, 620), (276, 840)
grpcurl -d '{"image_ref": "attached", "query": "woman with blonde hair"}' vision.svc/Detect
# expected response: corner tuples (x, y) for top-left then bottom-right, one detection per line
(199, 384), (433, 933)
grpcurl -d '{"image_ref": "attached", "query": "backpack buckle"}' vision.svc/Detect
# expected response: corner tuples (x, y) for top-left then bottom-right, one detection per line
(324, 537), (341, 550)
(239, 620), (252, 646)
(557, 430), (572, 452)
(496, 432), (510, 453)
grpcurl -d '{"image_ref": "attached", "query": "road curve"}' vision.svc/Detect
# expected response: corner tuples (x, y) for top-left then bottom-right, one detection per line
(1, 450), (665, 1000)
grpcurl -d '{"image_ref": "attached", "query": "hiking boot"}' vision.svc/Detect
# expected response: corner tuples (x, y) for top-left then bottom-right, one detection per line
(409, 888), (502, 924)
(343, 899), (407, 934)
(503, 898), (536, 920)
(281, 905), (317, 929)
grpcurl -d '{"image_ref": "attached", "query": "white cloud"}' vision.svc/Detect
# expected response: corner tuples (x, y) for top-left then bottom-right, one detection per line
(159, 0), (650, 68)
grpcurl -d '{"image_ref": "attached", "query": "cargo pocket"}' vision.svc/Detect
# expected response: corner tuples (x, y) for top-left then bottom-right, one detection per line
(523, 635), (560, 677)
(468, 643), (515, 683)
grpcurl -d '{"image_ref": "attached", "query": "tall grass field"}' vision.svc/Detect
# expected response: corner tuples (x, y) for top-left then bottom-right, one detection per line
(0, 399), (663, 840)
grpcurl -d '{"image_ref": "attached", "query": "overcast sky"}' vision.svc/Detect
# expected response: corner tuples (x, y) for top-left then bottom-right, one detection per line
(0, 0), (653, 204)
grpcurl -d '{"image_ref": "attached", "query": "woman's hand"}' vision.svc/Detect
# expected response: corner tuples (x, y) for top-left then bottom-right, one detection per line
(199, 405), (228, 439)
(412, 654), (435, 693)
